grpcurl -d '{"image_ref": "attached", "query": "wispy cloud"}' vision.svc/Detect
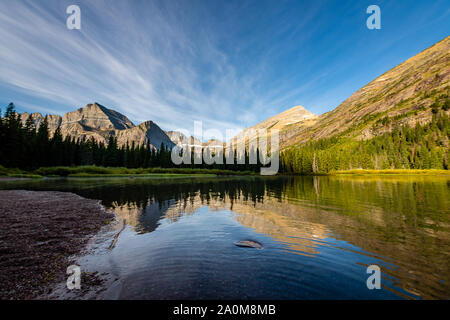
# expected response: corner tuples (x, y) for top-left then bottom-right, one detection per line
(0, 0), (448, 133)
(0, 0), (308, 132)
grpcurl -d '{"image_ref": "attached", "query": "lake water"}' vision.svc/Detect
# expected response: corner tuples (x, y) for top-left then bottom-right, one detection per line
(1, 175), (449, 299)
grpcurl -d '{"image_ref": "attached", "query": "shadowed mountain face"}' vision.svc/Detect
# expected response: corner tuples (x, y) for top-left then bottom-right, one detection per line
(20, 103), (174, 149)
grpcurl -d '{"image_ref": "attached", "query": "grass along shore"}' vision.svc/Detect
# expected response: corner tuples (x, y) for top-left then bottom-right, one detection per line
(330, 169), (450, 175)
(0, 165), (256, 179)
(1, 165), (449, 179)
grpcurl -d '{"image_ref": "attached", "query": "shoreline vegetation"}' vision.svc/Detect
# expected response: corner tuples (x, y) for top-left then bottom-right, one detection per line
(329, 169), (450, 175)
(0, 165), (256, 179)
(1, 165), (449, 179)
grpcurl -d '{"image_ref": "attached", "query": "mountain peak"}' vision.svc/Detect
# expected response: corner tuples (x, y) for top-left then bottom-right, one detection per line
(232, 104), (318, 147)
(285, 105), (309, 112)
(248, 105), (318, 132)
(276, 105), (316, 118)
(20, 103), (174, 149)
(83, 102), (109, 114)
(65, 103), (135, 130)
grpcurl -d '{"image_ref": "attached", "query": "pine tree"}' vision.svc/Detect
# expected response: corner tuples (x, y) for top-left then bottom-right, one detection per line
(50, 126), (63, 166)
(36, 116), (50, 167)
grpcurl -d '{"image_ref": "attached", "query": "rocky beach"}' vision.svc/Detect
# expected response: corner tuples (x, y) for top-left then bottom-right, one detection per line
(0, 190), (113, 299)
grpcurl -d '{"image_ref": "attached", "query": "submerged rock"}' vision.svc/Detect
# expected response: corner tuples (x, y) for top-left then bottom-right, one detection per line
(234, 240), (263, 249)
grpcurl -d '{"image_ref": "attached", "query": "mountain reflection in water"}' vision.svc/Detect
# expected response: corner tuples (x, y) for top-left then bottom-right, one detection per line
(1, 175), (449, 299)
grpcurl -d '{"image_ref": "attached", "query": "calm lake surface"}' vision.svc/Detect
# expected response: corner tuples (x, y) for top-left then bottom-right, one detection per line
(1, 175), (449, 299)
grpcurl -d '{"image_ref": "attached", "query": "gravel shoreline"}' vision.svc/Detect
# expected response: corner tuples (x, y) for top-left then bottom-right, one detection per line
(0, 190), (114, 299)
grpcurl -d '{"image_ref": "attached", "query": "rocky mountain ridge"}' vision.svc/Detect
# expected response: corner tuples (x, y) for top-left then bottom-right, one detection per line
(20, 103), (174, 150)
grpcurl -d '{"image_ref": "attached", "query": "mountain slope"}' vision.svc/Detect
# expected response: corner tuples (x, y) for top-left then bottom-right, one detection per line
(116, 121), (174, 149)
(233, 105), (317, 149)
(285, 36), (450, 147)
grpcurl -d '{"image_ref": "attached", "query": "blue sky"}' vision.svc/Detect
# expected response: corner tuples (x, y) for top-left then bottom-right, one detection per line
(0, 0), (449, 133)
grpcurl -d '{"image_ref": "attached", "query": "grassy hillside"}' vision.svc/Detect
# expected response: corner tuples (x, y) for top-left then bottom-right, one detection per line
(282, 36), (450, 147)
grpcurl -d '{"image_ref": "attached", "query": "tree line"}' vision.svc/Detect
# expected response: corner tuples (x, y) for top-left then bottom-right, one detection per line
(2, 102), (448, 174)
(0, 103), (264, 172)
(0, 103), (174, 169)
(280, 112), (449, 174)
